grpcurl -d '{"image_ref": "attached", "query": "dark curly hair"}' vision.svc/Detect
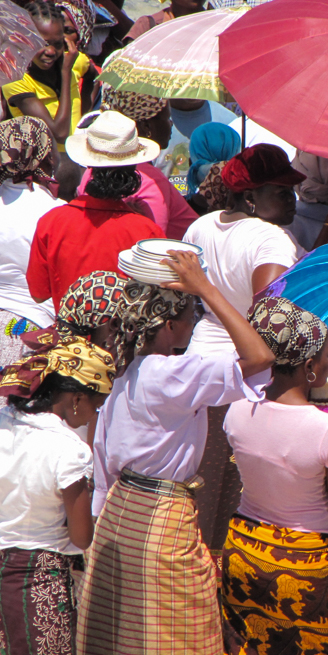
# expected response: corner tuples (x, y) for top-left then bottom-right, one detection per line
(8, 371), (102, 415)
(85, 166), (141, 200)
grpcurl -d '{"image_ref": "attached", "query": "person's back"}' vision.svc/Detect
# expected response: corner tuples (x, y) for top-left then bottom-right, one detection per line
(225, 398), (328, 532)
(184, 211), (304, 352)
(26, 193), (164, 312)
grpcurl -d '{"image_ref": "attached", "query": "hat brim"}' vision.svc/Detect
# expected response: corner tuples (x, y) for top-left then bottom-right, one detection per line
(267, 167), (307, 187)
(65, 132), (160, 167)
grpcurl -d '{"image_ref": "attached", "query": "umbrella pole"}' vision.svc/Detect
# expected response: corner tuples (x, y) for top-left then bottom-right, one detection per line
(242, 111), (246, 150)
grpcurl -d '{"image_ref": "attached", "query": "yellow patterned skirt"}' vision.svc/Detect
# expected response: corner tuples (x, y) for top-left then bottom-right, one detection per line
(222, 514), (328, 655)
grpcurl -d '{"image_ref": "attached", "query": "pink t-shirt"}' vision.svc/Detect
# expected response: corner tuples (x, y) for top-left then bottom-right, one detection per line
(224, 399), (328, 532)
(77, 163), (198, 240)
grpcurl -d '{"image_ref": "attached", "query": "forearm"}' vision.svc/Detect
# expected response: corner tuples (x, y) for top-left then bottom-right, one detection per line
(52, 69), (73, 143)
(99, 0), (133, 36)
(200, 279), (274, 375)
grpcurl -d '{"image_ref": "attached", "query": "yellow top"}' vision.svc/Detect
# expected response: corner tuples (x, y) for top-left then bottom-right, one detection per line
(2, 52), (90, 152)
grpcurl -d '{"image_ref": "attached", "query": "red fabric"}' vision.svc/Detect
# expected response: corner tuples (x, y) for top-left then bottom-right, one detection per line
(26, 195), (165, 313)
(219, 0), (328, 159)
(221, 145), (306, 193)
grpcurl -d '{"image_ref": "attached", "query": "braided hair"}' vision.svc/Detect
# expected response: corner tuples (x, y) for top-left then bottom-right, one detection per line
(25, 0), (63, 23)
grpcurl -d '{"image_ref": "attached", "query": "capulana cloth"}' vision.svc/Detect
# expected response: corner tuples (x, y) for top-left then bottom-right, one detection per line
(101, 86), (167, 122)
(198, 162), (229, 211)
(114, 280), (191, 366)
(187, 122), (241, 195)
(248, 296), (327, 367)
(221, 144), (306, 193)
(57, 270), (127, 336)
(292, 150), (328, 204)
(56, 0), (96, 49)
(0, 116), (56, 193)
(0, 335), (115, 397)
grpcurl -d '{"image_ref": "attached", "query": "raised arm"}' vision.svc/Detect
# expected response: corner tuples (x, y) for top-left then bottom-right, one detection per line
(14, 40), (78, 144)
(162, 250), (275, 378)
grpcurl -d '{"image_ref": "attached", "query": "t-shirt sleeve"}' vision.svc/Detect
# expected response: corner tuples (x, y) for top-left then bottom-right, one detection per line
(2, 76), (35, 104)
(73, 52), (91, 79)
(123, 16), (154, 42)
(252, 223), (305, 270)
(26, 214), (52, 300)
(56, 438), (93, 489)
(157, 351), (268, 411)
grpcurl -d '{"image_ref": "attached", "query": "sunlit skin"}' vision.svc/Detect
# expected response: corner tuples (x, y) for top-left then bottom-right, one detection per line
(32, 19), (65, 70)
(266, 335), (328, 406)
(249, 184), (296, 226)
(62, 13), (79, 45)
(138, 104), (173, 151)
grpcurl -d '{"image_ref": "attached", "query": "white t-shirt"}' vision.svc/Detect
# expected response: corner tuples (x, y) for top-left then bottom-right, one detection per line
(92, 351), (269, 515)
(0, 407), (93, 554)
(0, 179), (65, 327)
(224, 399), (328, 533)
(184, 212), (306, 354)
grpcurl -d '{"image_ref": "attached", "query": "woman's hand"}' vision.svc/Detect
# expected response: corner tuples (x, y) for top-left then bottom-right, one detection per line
(62, 37), (78, 72)
(160, 250), (211, 297)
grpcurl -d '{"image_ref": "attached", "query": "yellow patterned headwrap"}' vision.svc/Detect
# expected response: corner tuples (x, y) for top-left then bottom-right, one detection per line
(0, 336), (115, 398)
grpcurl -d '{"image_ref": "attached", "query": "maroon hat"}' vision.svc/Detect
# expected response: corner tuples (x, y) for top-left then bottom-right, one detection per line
(221, 144), (306, 193)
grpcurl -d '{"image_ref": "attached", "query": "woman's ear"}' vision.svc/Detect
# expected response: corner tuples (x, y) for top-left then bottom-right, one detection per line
(137, 119), (151, 139)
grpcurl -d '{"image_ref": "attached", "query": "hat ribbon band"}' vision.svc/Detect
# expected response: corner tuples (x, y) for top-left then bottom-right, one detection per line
(86, 141), (146, 160)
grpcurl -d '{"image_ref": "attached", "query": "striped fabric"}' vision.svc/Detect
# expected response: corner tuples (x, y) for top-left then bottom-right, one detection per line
(77, 479), (222, 654)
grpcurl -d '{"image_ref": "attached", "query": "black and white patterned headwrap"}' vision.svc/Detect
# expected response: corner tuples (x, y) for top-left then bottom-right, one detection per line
(248, 296), (327, 367)
(114, 280), (191, 368)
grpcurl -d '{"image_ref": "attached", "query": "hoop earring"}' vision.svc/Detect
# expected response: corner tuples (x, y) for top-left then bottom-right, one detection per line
(246, 199), (255, 215)
(306, 371), (316, 383)
(73, 403), (78, 415)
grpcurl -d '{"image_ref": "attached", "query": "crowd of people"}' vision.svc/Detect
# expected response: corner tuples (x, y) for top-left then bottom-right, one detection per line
(1, 1), (328, 655)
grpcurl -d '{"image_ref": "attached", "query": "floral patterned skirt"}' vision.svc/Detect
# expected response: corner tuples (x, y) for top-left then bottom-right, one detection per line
(0, 548), (80, 655)
(222, 514), (328, 655)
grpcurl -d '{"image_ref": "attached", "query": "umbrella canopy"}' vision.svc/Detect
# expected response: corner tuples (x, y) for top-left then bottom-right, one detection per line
(0, 0), (45, 86)
(253, 245), (328, 326)
(219, 0), (328, 158)
(99, 7), (248, 102)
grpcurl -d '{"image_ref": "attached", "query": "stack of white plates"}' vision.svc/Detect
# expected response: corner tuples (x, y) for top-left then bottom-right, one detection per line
(118, 238), (207, 284)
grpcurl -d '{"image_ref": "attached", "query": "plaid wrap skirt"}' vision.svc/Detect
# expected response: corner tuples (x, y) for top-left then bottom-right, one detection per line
(77, 478), (222, 654)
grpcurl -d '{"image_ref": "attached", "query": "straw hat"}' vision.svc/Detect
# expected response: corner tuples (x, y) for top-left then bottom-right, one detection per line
(66, 110), (160, 167)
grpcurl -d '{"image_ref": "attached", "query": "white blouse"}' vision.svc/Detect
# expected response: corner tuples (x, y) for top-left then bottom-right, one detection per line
(92, 352), (269, 515)
(0, 407), (93, 554)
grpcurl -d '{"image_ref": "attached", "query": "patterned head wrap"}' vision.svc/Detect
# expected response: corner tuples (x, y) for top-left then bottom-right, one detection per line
(0, 116), (57, 193)
(248, 297), (327, 367)
(57, 271), (127, 336)
(0, 335), (115, 398)
(198, 162), (229, 211)
(56, 0), (96, 49)
(101, 86), (167, 122)
(114, 280), (191, 368)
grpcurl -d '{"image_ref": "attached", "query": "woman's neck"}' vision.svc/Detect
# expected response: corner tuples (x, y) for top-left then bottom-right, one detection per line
(265, 373), (310, 406)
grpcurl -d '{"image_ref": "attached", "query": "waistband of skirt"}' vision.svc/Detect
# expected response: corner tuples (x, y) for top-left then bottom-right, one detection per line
(120, 468), (204, 499)
(229, 513), (328, 550)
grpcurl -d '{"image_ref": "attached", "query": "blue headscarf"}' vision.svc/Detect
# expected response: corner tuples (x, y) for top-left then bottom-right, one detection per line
(187, 122), (241, 195)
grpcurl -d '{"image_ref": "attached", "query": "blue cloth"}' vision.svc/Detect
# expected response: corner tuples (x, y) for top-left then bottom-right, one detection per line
(187, 122), (241, 195)
(254, 245), (328, 325)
